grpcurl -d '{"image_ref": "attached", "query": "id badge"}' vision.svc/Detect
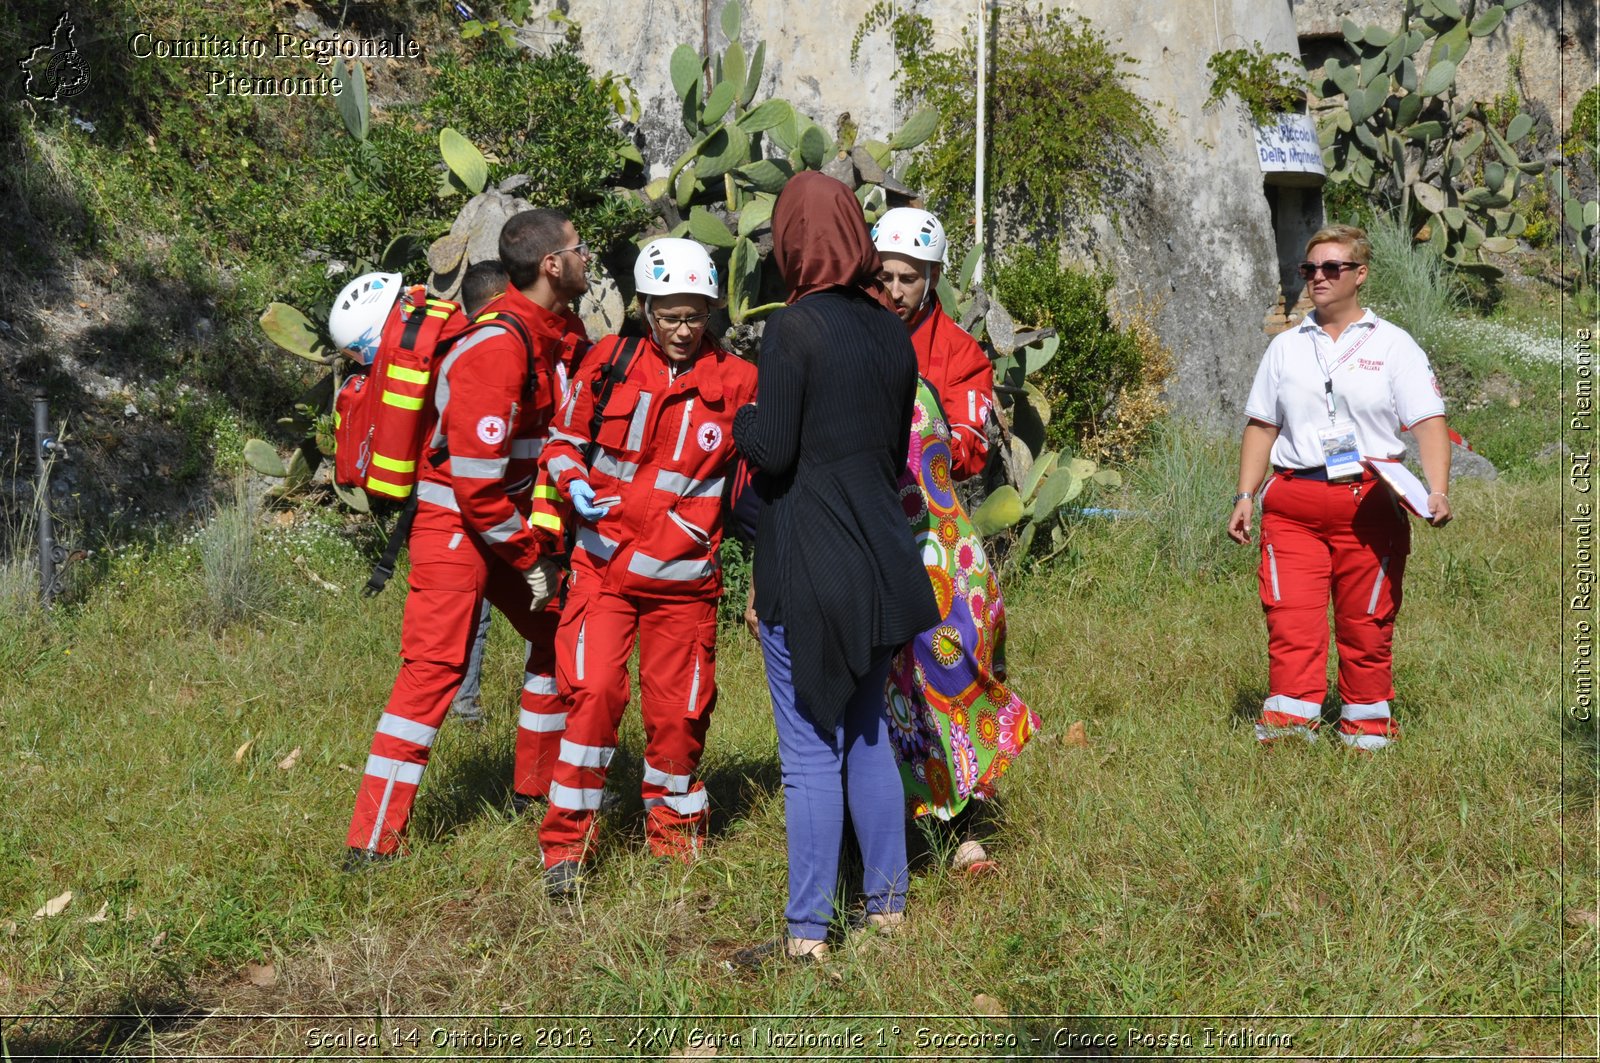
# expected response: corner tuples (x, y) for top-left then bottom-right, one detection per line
(1318, 420), (1363, 481)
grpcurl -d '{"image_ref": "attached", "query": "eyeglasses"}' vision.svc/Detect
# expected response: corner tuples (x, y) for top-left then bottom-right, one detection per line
(653, 312), (710, 331)
(551, 241), (591, 260)
(1298, 260), (1363, 280)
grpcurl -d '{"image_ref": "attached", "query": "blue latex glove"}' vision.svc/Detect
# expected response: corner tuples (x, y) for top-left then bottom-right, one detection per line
(569, 479), (611, 521)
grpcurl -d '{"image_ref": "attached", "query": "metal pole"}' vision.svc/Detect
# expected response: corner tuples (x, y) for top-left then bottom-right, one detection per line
(974, 0), (996, 285)
(32, 390), (57, 605)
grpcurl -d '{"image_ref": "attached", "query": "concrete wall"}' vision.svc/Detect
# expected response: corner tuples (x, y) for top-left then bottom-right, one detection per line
(530, 0), (1314, 425)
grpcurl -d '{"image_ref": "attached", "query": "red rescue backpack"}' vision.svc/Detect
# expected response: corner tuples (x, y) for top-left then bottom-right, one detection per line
(333, 285), (469, 502)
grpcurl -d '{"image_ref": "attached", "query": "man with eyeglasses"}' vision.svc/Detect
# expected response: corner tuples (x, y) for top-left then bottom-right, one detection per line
(343, 209), (592, 866)
(535, 237), (758, 895)
(1227, 223), (1453, 752)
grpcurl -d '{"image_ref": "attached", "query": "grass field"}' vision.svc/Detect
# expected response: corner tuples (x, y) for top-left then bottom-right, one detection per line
(0, 413), (1591, 1060)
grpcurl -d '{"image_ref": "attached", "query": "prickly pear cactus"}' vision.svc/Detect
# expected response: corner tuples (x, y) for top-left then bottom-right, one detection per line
(1318, 0), (1541, 271)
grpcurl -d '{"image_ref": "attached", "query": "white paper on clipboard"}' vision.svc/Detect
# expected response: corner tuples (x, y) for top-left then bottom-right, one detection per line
(1365, 459), (1433, 518)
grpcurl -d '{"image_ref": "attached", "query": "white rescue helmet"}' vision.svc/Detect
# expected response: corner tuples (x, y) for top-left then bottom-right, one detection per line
(328, 271), (403, 365)
(871, 207), (947, 264)
(634, 237), (721, 301)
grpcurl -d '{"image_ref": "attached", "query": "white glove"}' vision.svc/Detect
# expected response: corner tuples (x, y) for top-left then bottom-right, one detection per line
(523, 558), (562, 611)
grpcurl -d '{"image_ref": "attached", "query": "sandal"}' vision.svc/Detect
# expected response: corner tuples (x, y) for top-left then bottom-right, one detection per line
(952, 839), (997, 876)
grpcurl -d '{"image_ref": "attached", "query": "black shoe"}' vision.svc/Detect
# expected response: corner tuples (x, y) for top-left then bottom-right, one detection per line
(545, 860), (583, 898)
(510, 792), (546, 817)
(340, 847), (396, 873)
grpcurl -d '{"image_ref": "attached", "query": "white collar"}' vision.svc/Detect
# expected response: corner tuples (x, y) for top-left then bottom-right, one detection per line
(1299, 307), (1377, 337)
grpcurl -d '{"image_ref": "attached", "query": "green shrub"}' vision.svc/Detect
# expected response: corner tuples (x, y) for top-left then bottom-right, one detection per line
(1567, 85), (1599, 164)
(990, 246), (1146, 451)
(858, 4), (1160, 253)
(421, 47), (651, 254)
(1204, 45), (1308, 126)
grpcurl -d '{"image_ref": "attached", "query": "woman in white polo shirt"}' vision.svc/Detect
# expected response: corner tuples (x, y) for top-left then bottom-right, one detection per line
(1227, 224), (1453, 749)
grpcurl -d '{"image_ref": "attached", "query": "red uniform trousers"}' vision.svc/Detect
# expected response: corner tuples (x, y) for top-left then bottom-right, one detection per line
(345, 517), (566, 855)
(540, 584), (717, 866)
(1256, 469), (1410, 748)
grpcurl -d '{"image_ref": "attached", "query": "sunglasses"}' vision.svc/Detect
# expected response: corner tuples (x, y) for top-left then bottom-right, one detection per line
(1298, 260), (1362, 280)
(653, 312), (710, 331)
(551, 241), (591, 260)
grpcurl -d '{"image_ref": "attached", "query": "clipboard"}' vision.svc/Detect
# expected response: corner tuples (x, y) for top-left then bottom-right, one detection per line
(1365, 458), (1433, 518)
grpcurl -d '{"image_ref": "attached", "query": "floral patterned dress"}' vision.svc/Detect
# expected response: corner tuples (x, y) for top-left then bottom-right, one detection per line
(886, 380), (1040, 819)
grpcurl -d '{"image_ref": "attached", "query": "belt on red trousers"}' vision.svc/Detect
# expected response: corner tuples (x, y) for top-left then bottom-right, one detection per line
(1272, 465), (1378, 483)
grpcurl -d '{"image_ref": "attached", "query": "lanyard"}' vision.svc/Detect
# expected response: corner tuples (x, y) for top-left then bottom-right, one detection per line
(1310, 322), (1375, 422)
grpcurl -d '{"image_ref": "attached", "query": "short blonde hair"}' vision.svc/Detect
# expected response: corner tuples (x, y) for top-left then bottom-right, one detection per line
(1305, 224), (1371, 264)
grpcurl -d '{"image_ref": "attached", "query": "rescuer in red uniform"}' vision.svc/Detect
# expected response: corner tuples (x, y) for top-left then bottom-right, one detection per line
(871, 207), (994, 482)
(342, 209), (590, 866)
(536, 237), (758, 896)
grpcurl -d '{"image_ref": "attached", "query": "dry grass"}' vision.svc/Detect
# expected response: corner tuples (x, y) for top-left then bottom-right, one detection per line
(0, 448), (1587, 1059)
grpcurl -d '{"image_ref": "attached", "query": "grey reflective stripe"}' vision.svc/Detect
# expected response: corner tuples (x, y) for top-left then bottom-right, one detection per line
(546, 455), (582, 480)
(626, 392), (653, 451)
(559, 738), (616, 769)
(673, 398), (695, 460)
(643, 759), (693, 792)
(452, 456), (507, 479)
(546, 429), (585, 448)
(363, 754), (424, 787)
(518, 708), (567, 733)
(667, 510), (712, 550)
(686, 650), (701, 714)
(653, 469), (725, 499)
(1367, 556), (1389, 614)
(483, 512), (527, 545)
(1266, 544), (1281, 601)
(644, 790), (708, 815)
(548, 781), (603, 811)
(562, 380), (584, 428)
(575, 617), (586, 681)
(628, 551), (715, 582)
(575, 526), (619, 561)
(510, 437), (544, 459)
(432, 326), (507, 444)
(416, 481), (460, 511)
(376, 713), (438, 749)
(523, 672), (558, 696)
(592, 451), (638, 483)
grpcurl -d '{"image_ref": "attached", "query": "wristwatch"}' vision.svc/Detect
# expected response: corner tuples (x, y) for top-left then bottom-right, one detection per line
(1231, 491), (1252, 505)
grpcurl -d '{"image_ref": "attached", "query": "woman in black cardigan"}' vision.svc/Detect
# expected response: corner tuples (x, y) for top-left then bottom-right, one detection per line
(732, 172), (940, 962)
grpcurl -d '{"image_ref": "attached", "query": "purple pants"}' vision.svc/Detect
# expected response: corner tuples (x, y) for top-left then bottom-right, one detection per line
(759, 621), (908, 939)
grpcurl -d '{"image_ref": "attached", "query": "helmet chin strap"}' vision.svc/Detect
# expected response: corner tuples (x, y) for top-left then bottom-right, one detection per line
(917, 261), (935, 313)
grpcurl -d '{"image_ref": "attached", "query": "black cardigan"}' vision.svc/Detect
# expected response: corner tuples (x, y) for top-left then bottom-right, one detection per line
(732, 289), (940, 728)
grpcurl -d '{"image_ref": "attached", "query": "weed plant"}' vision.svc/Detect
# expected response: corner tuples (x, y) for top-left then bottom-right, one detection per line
(197, 479), (274, 631)
(1361, 212), (1465, 352)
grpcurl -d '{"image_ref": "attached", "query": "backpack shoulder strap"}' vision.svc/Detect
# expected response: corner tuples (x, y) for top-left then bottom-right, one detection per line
(586, 336), (643, 449)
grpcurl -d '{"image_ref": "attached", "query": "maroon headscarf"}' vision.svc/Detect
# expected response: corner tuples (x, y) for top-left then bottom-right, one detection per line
(770, 171), (898, 314)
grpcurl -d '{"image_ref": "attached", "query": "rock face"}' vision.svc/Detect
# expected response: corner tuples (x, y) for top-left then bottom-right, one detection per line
(543, 0), (1313, 425)
(1291, 0), (1595, 136)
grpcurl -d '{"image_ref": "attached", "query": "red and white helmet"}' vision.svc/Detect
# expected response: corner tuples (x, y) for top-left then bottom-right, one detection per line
(871, 207), (947, 264)
(634, 238), (720, 301)
(328, 272), (402, 364)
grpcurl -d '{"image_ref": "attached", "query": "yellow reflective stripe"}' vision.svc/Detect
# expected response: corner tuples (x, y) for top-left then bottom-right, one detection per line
(370, 453), (416, 474)
(366, 476), (412, 499)
(425, 307), (452, 319)
(534, 484), (560, 500)
(386, 364), (430, 385)
(531, 511), (563, 532)
(381, 392), (425, 411)
(334, 411), (342, 428)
